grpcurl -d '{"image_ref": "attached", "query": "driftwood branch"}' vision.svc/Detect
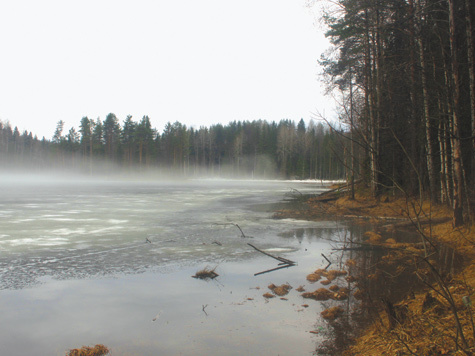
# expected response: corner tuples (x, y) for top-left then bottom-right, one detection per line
(247, 243), (295, 265)
(284, 188), (303, 199)
(233, 224), (246, 237)
(247, 243), (296, 276)
(321, 253), (332, 270)
(254, 264), (295, 276)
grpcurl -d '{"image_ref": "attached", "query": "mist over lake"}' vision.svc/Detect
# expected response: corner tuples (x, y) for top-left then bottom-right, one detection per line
(0, 176), (350, 355)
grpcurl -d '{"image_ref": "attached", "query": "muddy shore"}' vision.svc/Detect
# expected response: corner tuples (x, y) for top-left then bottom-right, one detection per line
(274, 186), (475, 355)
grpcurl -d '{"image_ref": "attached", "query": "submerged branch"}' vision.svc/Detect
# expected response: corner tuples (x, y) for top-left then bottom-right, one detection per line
(247, 243), (296, 265)
(254, 264), (295, 276)
(213, 223), (253, 238)
(248, 243), (296, 276)
(322, 253), (332, 270)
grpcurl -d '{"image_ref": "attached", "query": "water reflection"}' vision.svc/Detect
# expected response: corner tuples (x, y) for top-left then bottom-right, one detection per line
(278, 227), (349, 243)
(302, 222), (465, 356)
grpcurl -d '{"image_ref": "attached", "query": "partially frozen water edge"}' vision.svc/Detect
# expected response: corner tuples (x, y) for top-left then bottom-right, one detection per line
(0, 178), (353, 356)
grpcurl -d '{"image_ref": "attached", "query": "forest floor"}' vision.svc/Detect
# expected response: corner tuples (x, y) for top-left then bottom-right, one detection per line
(274, 184), (475, 355)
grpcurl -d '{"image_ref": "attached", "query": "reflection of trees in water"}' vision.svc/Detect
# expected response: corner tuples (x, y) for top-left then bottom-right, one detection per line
(314, 225), (463, 355)
(315, 316), (358, 355)
(315, 227), (366, 355)
(277, 224), (382, 354)
(315, 248), (386, 355)
(311, 226), (416, 355)
(278, 227), (352, 244)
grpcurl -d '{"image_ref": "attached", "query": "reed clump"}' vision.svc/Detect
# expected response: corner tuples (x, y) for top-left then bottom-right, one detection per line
(66, 344), (109, 356)
(302, 287), (350, 301)
(321, 306), (344, 321)
(268, 283), (292, 296)
(306, 268), (347, 284)
(302, 288), (334, 301)
(192, 266), (219, 280)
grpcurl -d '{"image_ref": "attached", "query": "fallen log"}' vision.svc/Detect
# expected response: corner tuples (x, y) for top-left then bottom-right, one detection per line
(311, 183), (353, 202)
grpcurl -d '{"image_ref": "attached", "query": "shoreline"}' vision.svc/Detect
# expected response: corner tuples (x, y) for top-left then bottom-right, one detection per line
(275, 185), (475, 355)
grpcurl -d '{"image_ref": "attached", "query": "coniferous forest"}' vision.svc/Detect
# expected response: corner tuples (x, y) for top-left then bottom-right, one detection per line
(319, 0), (474, 226)
(0, 117), (346, 180)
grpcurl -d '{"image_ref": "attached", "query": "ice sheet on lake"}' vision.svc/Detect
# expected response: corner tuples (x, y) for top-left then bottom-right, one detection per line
(0, 179), (333, 290)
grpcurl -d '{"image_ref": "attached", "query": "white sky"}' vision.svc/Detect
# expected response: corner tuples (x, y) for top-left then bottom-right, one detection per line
(0, 0), (334, 140)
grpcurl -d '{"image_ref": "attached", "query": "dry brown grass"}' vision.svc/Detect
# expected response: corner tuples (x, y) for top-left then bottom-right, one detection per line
(321, 306), (345, 321)
(192, 266), (219, 280)
(343, 286), (475, 355)
(364, 231), (382, 243)
(268, 283), (292, 296)
(302, 286), (351, 302)
(326, 270), (347, 281)
(66, 344), (109, 356)
(302, 288), (334, 301)
(306, 268), (347, 284)
(306, 272), (323, 282)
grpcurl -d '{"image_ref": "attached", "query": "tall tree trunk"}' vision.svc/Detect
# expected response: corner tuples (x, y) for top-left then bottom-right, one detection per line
(439, 120), (449, 204)
(408, 0), (421, 195)
(448, 0), (464, 227)
(465, 0), (475, 190)
(350, 70), (355, 200)
(363, 6), (372, 187)
(416, 0), (438, 201)
(441, 46), (456, 207)
(368, 5), (380, 197)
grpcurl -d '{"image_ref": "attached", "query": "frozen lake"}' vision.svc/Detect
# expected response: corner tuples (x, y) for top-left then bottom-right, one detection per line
(0, 176), (352, 355)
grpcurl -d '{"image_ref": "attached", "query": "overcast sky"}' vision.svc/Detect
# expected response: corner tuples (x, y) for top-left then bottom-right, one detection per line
(0, 0), (334, 140)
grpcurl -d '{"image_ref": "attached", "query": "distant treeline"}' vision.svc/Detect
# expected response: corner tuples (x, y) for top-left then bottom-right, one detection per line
(0, 117), (347, 179)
